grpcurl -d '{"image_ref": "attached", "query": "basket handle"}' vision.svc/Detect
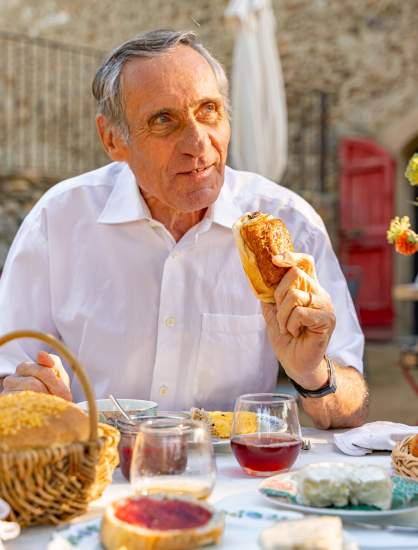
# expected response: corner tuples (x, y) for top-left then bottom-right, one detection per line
(0, 330), (98, 442)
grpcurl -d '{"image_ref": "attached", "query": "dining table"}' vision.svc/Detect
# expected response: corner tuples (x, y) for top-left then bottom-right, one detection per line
(4, 427), (418, 550)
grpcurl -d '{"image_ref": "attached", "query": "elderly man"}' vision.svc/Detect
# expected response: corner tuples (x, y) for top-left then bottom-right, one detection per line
(0, 30), (367, 428)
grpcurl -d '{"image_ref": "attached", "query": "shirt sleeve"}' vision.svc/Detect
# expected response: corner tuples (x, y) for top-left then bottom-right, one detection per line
(0, 209), (59, 375)
(305, 222), (365, 373)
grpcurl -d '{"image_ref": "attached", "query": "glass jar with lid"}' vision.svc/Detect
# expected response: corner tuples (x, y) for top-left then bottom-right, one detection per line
(117, 412), (190, 480)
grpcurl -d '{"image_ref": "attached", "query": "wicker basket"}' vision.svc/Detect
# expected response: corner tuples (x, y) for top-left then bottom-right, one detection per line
(391, 435), (418, 481)
(0, 330), (120, 527)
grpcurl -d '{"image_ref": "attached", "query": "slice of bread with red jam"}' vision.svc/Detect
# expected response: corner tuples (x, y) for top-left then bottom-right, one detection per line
(101, 494), (224, 550)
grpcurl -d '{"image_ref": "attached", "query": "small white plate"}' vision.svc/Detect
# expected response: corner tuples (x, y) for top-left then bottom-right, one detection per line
(215, 493), (356, 549)
(215, 493), (303, 549)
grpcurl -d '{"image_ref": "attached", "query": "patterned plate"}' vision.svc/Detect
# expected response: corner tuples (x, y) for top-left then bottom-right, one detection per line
(47, 500), (302, 549)
(259, 469), (418, 518)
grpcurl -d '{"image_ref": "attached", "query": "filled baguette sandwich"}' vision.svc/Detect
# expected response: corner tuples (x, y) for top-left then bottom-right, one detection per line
(233, 211), (294, 303)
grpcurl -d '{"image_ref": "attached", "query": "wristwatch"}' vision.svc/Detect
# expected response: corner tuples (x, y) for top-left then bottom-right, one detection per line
(288, 355), (337, 398)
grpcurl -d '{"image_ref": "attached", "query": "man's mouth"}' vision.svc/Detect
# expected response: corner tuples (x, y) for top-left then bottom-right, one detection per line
(178, 164), (214, 176)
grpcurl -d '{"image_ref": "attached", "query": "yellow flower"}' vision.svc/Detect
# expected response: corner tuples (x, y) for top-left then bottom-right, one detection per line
(387, 216), (412, 244)
(405, 153), (418, 186)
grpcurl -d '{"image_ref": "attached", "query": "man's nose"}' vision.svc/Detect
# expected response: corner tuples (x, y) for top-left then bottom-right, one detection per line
(177, 120), (210, 156)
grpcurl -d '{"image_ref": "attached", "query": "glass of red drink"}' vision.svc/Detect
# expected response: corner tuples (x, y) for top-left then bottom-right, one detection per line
(130, 418), (216, 500)
(231, 393), (302, 477)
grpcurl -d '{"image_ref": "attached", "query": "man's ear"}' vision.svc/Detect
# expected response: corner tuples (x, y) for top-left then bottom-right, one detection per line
(96, 114), (129, 161)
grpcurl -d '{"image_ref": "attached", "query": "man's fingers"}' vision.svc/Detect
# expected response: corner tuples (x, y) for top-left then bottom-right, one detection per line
(275, 266), (321, 306)
(15, 362), (72, 401)
(276, 288), (334, 334)
(37, 351), (70, 387)
(2, 374), (50, 394)
(272, 252), (317, 279)
(286, 306), (336, 339)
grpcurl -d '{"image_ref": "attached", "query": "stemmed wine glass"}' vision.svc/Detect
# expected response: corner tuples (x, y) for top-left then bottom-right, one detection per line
(231, 393), (302, 477)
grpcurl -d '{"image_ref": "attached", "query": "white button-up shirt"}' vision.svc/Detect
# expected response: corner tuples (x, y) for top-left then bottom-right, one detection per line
(0, 163), (363, 409)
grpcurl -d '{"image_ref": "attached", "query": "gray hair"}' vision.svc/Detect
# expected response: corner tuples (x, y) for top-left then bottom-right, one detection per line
(92, 29), (229, 141)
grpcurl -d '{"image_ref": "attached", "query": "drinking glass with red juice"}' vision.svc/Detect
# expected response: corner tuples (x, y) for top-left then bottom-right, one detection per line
(231, 393), (302, 477)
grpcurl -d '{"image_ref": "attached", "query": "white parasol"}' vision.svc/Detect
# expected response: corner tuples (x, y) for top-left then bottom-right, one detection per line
(225, 0), (288, 182)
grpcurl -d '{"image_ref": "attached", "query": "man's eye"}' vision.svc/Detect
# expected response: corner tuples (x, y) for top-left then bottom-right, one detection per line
(151, 113), (171, 126)
(202, 103), (217, 114)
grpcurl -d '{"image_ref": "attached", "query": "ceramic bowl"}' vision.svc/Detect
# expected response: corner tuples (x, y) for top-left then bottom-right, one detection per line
(77, 398), (158, 426)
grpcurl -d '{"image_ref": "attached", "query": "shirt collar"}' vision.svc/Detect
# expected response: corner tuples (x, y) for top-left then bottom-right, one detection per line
(97, 163), (243, 227)
(97, 163), (151, 224)
(207, 171), (243, 229)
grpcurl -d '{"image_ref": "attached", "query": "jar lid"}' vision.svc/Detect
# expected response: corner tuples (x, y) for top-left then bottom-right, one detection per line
(116, 412), (189, 433)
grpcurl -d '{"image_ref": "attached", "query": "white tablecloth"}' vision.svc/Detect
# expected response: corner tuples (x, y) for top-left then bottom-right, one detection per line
(5, 428), (418, 549)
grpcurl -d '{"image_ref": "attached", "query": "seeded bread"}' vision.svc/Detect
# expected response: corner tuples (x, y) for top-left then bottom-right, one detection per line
(0, 391), (89, 451)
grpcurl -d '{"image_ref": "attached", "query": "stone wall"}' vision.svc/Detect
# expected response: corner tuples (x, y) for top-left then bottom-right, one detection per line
(0, 173), (54, 266)
(1, 0), (418, 273)
(3, 0), (417, 139)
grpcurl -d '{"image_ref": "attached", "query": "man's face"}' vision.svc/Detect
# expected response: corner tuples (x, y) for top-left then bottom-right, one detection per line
(112, 45), (231, 213)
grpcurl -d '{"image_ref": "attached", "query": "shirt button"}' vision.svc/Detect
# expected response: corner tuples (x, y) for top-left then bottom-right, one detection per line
(165, 316), (176, 327)
(159, 385), (169, 396)
(171, 251), (179, 258)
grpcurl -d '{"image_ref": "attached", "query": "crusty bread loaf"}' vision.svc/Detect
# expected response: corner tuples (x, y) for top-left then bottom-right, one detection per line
(0, 391), (90, 451)
(233, 211), (294, 303)
(101, 494), (224, 550)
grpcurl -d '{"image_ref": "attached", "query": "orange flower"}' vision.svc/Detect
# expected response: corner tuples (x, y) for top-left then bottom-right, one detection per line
(387, 216), (418, 255)
(395, 231), (418, 256)
(387, 154), (418, 255)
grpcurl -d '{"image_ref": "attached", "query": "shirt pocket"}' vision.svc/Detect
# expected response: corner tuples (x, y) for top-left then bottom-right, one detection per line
(193, 313), (267, 409)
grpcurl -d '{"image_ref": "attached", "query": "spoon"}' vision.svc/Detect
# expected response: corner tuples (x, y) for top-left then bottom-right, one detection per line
(109, 394), (132, 422)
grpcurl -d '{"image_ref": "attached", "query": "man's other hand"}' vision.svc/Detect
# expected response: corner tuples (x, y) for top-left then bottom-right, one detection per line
(2, 350), (72, 401)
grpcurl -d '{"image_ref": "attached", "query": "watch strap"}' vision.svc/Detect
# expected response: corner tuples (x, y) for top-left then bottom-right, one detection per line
(289, 356), (337, 398)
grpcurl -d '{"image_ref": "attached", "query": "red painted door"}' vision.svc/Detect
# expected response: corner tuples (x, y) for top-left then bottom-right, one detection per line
(339, 138), (395, 330)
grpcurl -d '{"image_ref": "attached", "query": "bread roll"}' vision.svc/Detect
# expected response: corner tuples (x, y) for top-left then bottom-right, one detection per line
(0, 391), (90, 451)
(233, 211), (294, 303)
(411, 434), (418, 457)
(101, 494), (224, 550)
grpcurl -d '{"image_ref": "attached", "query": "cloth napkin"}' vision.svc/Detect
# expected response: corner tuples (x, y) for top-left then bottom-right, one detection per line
(334, 421), (418, 456)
